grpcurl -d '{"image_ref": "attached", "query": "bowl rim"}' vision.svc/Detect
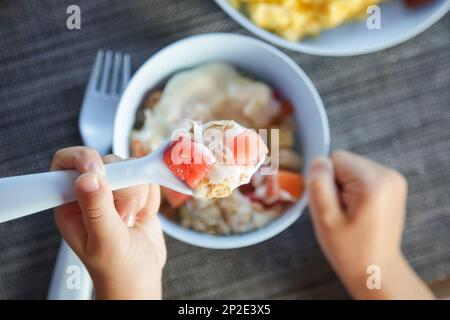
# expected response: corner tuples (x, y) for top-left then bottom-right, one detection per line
(214, 0), (450, 56)
(113, 33), (330, 249)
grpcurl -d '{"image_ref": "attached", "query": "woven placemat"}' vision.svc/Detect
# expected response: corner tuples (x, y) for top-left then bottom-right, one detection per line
(0, 0), (449, 299)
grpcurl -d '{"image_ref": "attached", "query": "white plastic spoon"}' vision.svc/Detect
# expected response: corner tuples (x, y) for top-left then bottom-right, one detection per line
(0, 140), (192, 224)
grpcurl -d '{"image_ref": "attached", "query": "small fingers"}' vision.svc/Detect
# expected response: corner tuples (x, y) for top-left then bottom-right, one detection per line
(54, 202), (87, 255)
(332, 150), (386, 188)
(307, 157), (343, 228)
(115, 184), (149, 227)
(102, 154), (149, 227)
(52, 147), (105, 254)
(102, 154), (122, 165)
(135, 184), (165, 268)
(136, 184), (161, 226)
(141, 211), (167, 269)
(51, 147), (105, 175)
(75, 172), (125, 250)
(332, 150), (407, 201)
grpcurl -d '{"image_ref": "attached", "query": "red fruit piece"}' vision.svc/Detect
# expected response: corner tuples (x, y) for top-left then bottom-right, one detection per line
(229, 130), (268, 165)
(161, 187), (191, 208)
(163, 136), (215, 189)
(272, 91), (294, 123)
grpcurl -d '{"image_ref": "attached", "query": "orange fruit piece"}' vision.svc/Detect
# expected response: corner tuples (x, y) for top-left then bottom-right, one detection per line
(267, 170), (304, 201)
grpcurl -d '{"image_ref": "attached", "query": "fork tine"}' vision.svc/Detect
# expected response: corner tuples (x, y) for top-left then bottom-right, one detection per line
(121, 53), (131, 92)
(110, 52), (122, 96)
(100, 50), (113, 93)
(87, 50), (103, 91)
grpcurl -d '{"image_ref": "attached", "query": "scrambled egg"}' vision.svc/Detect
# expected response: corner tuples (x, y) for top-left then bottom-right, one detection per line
(231, 0), (383, 41)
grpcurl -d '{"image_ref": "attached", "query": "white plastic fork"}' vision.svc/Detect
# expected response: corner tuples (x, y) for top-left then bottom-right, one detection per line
(79, 50), (131, 155)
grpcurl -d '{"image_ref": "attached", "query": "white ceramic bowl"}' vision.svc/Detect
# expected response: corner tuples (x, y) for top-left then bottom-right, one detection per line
(215, 0), (450, 56)
(113, 33), (330, 249)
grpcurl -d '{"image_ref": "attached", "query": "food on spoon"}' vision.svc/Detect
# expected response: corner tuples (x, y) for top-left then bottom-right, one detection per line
(131, 63), (303, 234)
(163, 120), (268, 198)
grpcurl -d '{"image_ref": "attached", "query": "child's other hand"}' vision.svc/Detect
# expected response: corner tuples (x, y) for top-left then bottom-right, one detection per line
(51, 147), (166, 300)
(307, 150), (433, 299)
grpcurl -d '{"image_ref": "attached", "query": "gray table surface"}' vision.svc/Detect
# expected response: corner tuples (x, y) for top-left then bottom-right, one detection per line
(0, 0), (449, 299)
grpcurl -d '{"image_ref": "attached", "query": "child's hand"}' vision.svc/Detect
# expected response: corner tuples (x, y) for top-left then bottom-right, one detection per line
(307, 150), (434, 299)
(51, 147), (166, 299)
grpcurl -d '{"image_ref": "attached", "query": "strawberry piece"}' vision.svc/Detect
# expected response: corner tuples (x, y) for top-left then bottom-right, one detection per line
(163, 136), (215, 189)
(161, 187), (191, 208)
(229, 130), (268, 165)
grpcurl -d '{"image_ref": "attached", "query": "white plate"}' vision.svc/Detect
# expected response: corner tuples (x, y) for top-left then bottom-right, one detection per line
(215, 0), (450, 56)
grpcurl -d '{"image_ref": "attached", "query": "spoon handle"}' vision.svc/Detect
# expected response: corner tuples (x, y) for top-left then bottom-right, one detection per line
(0, 158), (148, 223)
